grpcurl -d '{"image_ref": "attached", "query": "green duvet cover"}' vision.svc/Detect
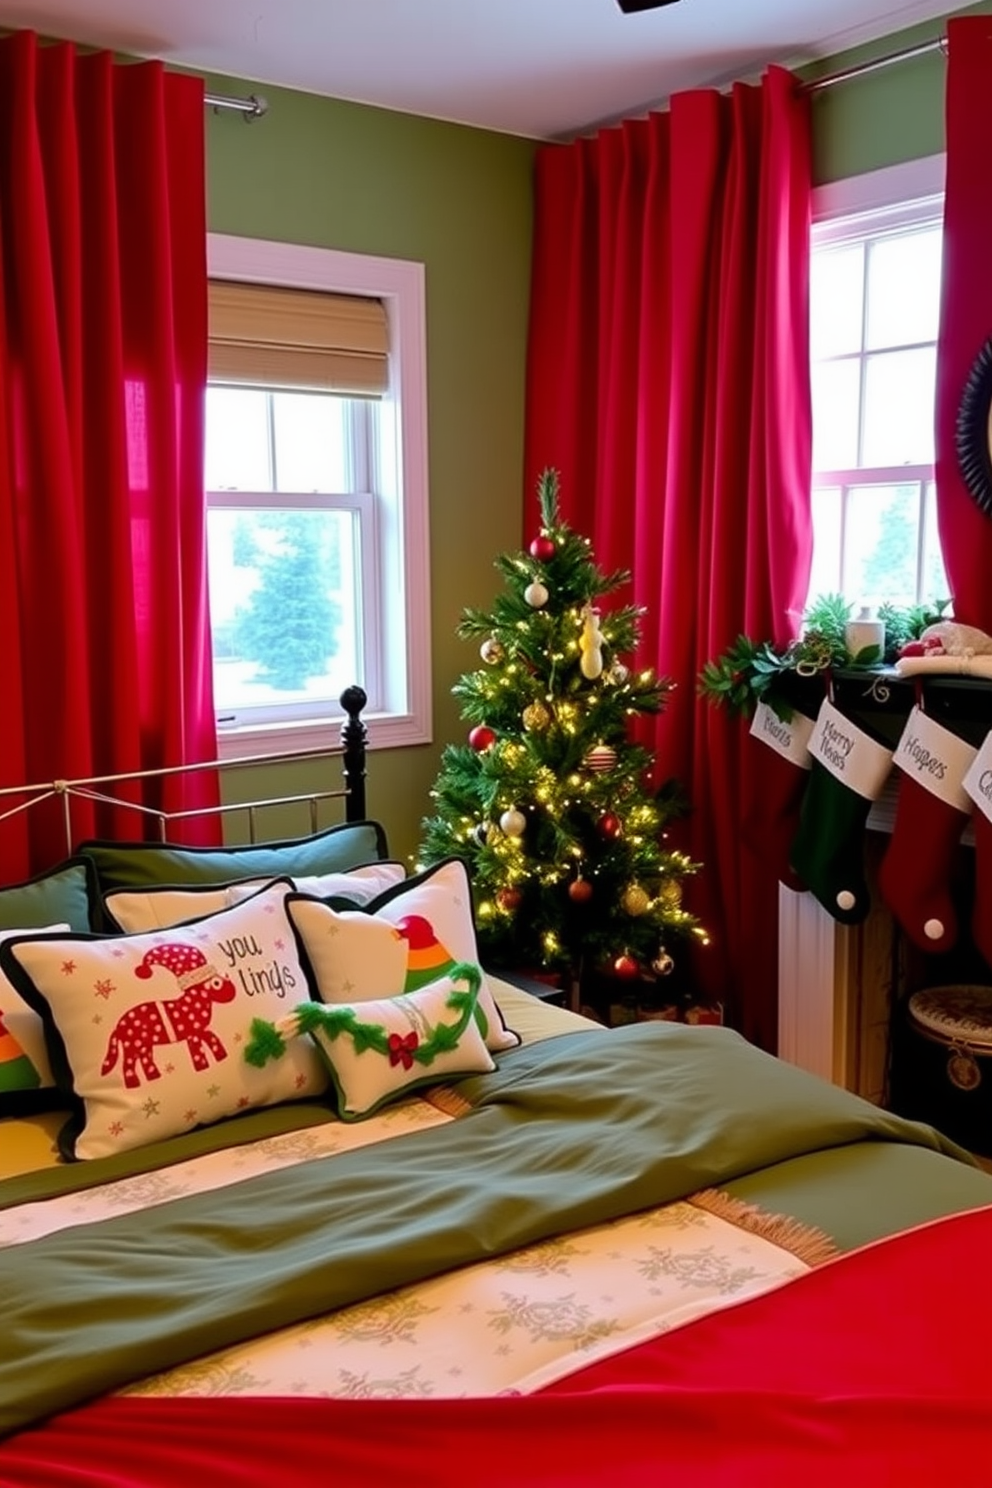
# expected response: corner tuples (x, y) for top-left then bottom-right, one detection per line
(2, 1021), (991, 1439)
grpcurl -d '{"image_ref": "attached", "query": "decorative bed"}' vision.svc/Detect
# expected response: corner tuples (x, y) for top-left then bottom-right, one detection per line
(1, 697), (991, 1485)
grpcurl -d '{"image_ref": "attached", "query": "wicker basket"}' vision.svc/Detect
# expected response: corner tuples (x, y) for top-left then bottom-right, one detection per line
(892, 985), (992, 1155)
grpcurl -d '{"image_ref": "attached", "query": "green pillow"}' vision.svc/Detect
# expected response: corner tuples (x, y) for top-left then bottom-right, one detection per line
(77, 821), (389, 902)
(0, 858), (96, 933)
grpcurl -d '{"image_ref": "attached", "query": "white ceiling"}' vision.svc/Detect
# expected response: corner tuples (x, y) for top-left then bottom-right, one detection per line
(0, 0), (960, 139)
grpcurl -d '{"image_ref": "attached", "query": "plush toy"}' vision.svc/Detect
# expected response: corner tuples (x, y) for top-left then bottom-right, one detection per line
(897, 621), (992, 677)
(579, 603), (605, 680)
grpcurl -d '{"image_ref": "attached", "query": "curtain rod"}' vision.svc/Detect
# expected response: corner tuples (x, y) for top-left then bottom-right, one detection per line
(204, 90), (268, 120)
(804, 35), (946, 94)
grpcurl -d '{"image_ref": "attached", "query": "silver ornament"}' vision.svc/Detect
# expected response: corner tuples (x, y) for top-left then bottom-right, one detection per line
(524, 581), (549, 608)
(499, 807), (527, 838)
(480, 637), (505, 665)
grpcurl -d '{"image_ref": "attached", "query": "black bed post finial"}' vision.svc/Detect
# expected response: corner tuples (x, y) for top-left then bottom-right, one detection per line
(339, 686), (368, 823)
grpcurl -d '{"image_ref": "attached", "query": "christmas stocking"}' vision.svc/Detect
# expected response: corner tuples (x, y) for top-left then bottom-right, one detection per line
(964, 729), (992, 974)
(878, 707), (976, 954)
(789, 697), (894, 924)
(741, 699), (816, 891)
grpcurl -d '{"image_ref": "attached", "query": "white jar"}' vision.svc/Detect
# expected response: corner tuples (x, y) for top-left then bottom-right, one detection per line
(845, 605), (885, 659)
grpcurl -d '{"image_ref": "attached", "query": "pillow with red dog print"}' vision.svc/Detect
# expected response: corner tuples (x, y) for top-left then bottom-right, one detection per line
(0, 882), (328, 1160)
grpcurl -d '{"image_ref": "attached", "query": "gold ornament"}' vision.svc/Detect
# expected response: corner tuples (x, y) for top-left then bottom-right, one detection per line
(658, 878), (683, 909)
(480, 637), (505, 665)
(522, 701), (551, 732)
(621, 883), (650, 916)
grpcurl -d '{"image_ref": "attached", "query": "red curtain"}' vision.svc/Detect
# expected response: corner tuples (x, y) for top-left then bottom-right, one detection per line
(524, 67), (812, 1048)
(0, 32), (218, 877)
(936, 15), (992, 633)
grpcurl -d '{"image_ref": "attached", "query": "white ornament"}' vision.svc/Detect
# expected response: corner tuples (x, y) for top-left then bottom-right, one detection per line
(579, 603), (605, 680)
(500, 807), (527, 838)
(524, 581), (549, 608)
(835, 889), (856, 912)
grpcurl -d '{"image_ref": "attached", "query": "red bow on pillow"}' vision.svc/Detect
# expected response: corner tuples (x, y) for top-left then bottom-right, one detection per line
(388, 1030), (419, 1070)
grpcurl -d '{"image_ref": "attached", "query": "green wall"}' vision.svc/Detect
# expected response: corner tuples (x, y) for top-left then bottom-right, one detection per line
(803, 2), (992, 184)
(203, 75), (537, 864)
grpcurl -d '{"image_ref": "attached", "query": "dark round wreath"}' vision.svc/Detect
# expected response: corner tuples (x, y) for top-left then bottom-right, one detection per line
(955, 334), (992, 518)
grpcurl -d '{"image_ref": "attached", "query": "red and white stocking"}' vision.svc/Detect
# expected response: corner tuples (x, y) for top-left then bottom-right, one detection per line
(964, 729), (992, 974)
(741, 700), (815, 892)
(879, 707), (976, 955)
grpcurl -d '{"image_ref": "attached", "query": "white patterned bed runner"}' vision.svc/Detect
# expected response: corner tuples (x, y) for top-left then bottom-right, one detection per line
(123, 1197), (808, 1401)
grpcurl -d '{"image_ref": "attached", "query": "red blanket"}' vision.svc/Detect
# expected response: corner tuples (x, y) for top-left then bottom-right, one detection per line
(4, 1204), (991, 1488)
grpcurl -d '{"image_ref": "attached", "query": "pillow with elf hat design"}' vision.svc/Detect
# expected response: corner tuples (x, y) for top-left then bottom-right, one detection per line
(284, 857), (520, 1052)
(0, 882), (328, 1159)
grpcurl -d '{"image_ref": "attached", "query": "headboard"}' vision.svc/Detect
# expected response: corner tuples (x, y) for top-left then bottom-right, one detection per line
(0, 685), (369, 860)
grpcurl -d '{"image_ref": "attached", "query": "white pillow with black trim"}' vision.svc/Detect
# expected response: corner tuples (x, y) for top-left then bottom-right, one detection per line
(1, 882), (328, 1159)
(286, 857), (520, 1053)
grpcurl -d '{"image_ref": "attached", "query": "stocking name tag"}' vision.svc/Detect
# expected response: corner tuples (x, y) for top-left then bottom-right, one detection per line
(964, 730), (992, 825)
(894, 706), (976, 812)
(809, 699), (893, 799)
(749, 700), (814, 767)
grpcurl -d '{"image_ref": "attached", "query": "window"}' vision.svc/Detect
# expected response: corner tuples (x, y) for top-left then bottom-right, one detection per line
(205, 235), (431, 759)
(808, 156), (950, 611)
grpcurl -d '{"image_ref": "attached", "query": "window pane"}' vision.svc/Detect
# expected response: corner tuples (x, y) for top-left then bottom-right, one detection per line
(865, 228), (942, 351)
(922, 482), (951, 602)
(810, 243), (864, 359)
(811, 359), (860, 470)
(862, 348), (935, 467)
(809, 486), (842, 600)
(208, 507), (360, 711)
(272, 392), (349, 493)
(842, 484), (920, 608)
(205, 388), (272, 491)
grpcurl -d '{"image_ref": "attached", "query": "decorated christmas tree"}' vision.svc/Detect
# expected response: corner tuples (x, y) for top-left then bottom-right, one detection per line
(418, 469), (705, 999)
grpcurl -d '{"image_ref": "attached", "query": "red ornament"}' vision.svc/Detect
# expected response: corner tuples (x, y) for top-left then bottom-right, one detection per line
(468, 725), (496, 751)
(529, 535), (555, 561)
(597, 812), (622, 839)
(497, 886), (523, 911)
(568, 876), (593, 903)
(613, 954), (639, 979)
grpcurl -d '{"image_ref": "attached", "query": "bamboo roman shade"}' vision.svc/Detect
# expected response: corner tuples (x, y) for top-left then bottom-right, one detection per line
(208, 280), (390, 396)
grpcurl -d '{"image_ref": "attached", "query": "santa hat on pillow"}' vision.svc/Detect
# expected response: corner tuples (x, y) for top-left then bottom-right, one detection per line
(135, 943), (220, 990)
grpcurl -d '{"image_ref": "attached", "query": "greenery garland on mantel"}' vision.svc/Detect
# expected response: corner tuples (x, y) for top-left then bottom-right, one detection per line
(698, 594), (951, 720)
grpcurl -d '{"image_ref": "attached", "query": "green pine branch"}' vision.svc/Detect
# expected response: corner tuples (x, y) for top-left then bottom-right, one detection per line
(697, 594), (952, 720)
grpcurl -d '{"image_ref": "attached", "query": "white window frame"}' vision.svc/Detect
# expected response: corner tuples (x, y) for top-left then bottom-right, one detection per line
(206, 233), (432, 760)
(809, 154), (946, 607)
